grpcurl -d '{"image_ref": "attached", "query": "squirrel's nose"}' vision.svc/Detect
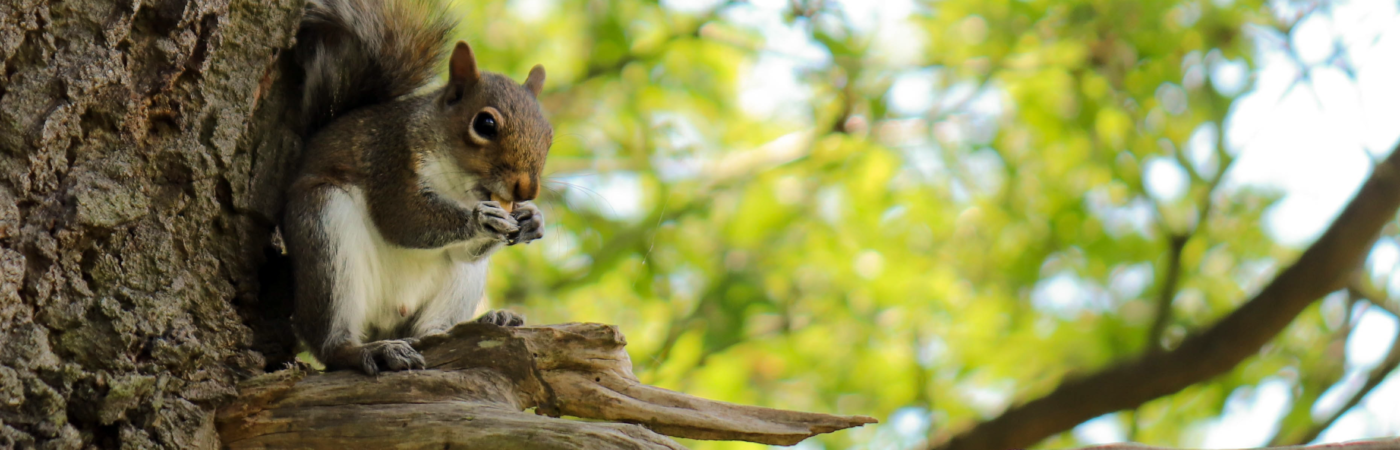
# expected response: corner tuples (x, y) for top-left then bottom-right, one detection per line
(509, 173), (538, 202)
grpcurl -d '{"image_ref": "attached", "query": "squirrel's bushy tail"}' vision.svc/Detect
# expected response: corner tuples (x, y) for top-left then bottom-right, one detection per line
(297, 0), (456, 132)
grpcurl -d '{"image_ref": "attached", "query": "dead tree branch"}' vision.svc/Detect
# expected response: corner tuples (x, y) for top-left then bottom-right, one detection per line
(216, 323), (876, 449)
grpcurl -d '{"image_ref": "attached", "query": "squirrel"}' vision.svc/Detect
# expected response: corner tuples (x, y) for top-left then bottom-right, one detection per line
(283, 0), (552, 374)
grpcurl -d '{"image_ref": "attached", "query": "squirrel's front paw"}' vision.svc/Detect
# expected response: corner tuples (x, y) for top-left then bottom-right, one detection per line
(472, 201), (519, 240)
(475, 309), (526, 327)
(508, 202), (544, 245)
(357, 339), (426, 375)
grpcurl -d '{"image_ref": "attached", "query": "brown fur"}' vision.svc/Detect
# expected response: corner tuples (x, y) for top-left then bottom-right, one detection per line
(286, 0), (552, 374)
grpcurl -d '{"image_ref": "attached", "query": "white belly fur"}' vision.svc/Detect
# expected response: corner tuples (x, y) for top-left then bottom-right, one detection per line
(321, 186), (488, 343)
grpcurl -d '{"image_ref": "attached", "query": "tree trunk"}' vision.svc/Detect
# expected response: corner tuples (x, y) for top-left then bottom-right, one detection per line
(0, 0), (304, 447)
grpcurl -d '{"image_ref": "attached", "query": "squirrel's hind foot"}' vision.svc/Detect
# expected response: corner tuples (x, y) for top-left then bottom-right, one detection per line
(340, 339), (426, 375)
(475, 309), (526, 327)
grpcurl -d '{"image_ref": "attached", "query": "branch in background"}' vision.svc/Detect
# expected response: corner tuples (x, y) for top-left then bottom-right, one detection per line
(1273, 318), (1400, 446)
(1265, 289), (1359, 446)
(928, 144), (1400, 450)
(1132, 117), (1238, 430)
(1145, 233), (1189, 350)
(1074, 439), (1400, 450)
(1351, 281), (1400, 319)
(1266, 283), (1400, 446)
(1144, 125), (1236, 351)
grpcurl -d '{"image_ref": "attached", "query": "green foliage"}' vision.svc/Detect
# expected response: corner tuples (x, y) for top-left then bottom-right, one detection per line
(452, 0), (1355, 447)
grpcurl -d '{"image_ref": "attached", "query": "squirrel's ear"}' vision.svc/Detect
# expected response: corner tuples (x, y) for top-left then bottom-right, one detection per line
(447, 41), (480, 102)
(524, 65), (546, 97)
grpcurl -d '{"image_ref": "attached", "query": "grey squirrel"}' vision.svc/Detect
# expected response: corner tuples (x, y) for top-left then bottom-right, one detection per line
(284, 0), (552, 374)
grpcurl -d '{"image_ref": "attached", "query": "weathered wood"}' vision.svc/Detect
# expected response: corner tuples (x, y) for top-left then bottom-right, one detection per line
(216, 323), (876, 449)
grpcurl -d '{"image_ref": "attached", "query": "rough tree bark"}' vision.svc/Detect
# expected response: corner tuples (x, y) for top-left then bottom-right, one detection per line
(1, 0), (304, 447)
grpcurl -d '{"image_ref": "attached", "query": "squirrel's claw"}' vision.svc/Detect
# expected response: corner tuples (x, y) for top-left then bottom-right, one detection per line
(357, 339), (426, 375)
(475, 309), (526, 327)
(474, 201), (520, 237)
(507, 202), (544, 245)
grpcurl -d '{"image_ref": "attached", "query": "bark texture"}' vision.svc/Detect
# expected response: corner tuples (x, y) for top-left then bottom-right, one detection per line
(0, 0), (304, 447)
(216, 323), (876, 449)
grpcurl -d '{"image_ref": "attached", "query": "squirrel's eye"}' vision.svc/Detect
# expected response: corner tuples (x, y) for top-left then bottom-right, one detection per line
(472, 112), (499, 140)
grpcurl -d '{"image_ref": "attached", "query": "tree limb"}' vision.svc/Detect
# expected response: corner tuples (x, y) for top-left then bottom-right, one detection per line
(216, 323), (875, 449)
(1351, 281), (1400, 319)
(1269, 285), (1400, 446)
(929, 145), (1400, 450)
(1146, 233), (1190, 350)
(1146, 121), (1236, 353)
(1280, 328), (1400, 446)
(1265, 290), (1357, 446)
(1074, 438), (1400, 450)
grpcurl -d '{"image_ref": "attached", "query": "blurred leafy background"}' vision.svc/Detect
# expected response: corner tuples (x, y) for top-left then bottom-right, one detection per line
(443, 0), (1400, 448)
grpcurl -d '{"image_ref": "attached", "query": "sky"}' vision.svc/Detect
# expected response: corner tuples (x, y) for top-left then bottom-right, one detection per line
(524, 0), (1400, 446)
